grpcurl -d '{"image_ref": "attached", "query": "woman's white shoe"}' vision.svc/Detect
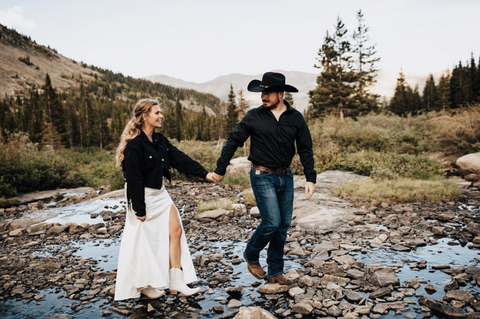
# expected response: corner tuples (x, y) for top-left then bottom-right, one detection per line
(169, 268), (200, 296)
(140, 286), (165, 299)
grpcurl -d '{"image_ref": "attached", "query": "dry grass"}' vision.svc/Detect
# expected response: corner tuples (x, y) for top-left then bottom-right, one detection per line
(240, 189), (257, 206)
(196, 198), (235, 213)
(334, 178), (462, 204)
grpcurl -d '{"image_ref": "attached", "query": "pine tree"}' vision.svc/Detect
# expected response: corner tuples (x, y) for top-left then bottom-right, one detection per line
(422, 74), (438, 112)
(284, 92), (295, 107)
(351, 9), (380, 115)
(437, 71), (451, 111)
(225, 84), (238, 136)
(308, 18), (356, 120)
(236, 89), (249, 120)
(41, 122), (62, 151)
(389, 72), (413, 116)
(42, 74), (66, 145)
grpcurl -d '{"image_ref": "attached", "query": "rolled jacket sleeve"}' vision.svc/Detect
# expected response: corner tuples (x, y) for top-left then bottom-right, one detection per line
(124, 142), (146, 217)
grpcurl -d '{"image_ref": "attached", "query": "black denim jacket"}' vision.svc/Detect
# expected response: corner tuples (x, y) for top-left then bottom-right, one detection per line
(122, 131), (208, 217)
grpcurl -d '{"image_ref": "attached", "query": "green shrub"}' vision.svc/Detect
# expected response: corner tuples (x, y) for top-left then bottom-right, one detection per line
(338, 150), (441, 180)
(335, 177), (462, 204)
(0, 133), (69, 197)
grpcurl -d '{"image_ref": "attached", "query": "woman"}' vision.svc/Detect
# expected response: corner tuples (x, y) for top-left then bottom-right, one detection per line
(114, 98), (214, 300)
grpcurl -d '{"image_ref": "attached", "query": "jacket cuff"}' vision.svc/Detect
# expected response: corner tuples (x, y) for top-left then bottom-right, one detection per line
(214, 168), (226, 176)
(134, 209), (146, 217)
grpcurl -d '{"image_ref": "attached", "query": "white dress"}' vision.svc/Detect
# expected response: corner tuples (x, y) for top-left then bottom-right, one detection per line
(114, 185), (197, 301)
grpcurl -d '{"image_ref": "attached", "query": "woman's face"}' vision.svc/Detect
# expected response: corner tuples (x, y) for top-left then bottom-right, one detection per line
(143, 104), (164, 129)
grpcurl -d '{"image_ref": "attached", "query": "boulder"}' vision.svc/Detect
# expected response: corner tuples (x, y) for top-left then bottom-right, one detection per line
(227, 157), (251, 176)
(233, 307), (277, 319)
(456, 152), (480, 176)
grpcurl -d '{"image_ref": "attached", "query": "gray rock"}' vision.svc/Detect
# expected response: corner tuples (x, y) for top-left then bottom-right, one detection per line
(344, 289), (364, 303)
(257, 283), (290, 294)
(291, 301), (313, 315)
(369, 286), (393, 299)
(445, 290), (474, 303)
(196, 209), (232, 220)
(233, 306), (277, 319)
(419, 295), (466, 318)
(227, 299), (242, 309)
(368, 269), (399, 287)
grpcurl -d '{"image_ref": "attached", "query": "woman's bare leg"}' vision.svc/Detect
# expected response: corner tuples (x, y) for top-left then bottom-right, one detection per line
(169, 204), (182, 268)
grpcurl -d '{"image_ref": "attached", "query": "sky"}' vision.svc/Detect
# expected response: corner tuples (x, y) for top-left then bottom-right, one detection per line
(1, 0), (480, 97)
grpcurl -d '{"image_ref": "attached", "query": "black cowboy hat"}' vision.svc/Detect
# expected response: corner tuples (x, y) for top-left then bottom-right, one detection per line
(247, 72), (298, 93)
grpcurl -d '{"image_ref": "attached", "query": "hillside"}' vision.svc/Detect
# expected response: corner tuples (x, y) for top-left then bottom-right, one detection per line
(0, 24), (220, 115)
(144, 71), (317, 112)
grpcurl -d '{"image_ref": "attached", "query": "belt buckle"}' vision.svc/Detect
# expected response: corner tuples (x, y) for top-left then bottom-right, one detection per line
(275, 168), (288, 176)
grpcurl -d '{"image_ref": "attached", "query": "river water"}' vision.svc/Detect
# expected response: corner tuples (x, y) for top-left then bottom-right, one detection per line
(1, 196), (479, 318)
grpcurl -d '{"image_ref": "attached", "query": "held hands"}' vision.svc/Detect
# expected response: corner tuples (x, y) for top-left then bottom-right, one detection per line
(206, 172), (224, 183)
(305, 181), (315, 200)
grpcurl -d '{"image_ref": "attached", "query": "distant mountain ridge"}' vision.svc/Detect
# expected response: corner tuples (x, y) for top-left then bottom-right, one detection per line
(144, 71), (318, 112)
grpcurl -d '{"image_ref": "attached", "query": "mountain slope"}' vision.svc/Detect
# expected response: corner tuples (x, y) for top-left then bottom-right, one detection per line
(145, 71), (318, 112)
(0, 24), (220, 115)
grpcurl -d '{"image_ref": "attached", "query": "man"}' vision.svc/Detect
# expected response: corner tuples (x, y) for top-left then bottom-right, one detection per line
(212, 72), (316, 284)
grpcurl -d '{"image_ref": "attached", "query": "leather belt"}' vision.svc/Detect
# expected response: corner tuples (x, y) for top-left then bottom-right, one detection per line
(252, 165), (290, 176)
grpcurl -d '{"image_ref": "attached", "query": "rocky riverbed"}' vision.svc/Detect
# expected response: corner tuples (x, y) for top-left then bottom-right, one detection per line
(0, 171), (480, 319)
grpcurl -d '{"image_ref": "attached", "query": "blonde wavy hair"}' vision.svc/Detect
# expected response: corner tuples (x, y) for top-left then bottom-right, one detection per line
(115, 98), (161, 167)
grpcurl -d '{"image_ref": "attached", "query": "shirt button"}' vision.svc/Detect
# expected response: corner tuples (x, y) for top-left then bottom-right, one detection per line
(162, 158), (164, 161)
(149, 156), (152, 159)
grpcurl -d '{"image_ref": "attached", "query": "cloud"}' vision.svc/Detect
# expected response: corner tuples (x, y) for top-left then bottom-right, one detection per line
(0, 6), (36, 30)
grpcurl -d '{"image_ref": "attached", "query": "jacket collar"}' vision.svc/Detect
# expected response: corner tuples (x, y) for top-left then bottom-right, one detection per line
(139, 130), (160, 145)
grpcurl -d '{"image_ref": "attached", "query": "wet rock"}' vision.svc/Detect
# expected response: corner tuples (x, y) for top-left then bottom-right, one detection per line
(212, 305), (224, 314)
(288, 287), (305, 298)
(226, 286), (243, 296)
(425, 284), (437, 294)
(232, 306), (277, 319)
(368, 268), (400, 287)
(369, 286), (393, 299)
(257, 283), (290, 294)
(327, 305), (342, 317)
(292, 301), (313, 315)
(47, 225), (69, 235)
(445, 279), (459, 292)
(321, 274), (350, 287)
(196, 209), (232, 220)
(445, 290), (474, 304)
(344, 289), (364, 303)
(227, 299), (242, 309)
(420, 295), (466, 318)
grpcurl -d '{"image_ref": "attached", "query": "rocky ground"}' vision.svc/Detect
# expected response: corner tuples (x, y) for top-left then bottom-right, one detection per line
(0, 171), (480, 319)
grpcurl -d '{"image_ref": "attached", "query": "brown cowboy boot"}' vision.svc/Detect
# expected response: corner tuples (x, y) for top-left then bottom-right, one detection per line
(246, 262), (266, 279)
(267, 274), (295, 285)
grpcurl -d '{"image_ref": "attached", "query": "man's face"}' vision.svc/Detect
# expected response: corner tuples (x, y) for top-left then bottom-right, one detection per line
(261, 90), (282, 109)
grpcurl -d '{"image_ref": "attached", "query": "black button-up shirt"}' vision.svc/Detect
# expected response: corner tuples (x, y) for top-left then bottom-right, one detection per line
(215, 101), (316, 183)
(123, 131), (208, 216)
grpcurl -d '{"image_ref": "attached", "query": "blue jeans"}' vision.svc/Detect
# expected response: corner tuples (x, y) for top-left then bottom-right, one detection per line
(244, 168), (294, 278)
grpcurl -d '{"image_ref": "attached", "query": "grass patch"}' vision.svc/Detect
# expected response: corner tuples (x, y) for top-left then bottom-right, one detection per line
(220, 174), (250, 187)
(196, 198), (235, 213)
(241, 189), (257, 206)
(334, 178), (462, 204)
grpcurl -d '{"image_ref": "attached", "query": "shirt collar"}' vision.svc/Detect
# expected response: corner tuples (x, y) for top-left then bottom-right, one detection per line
(259, 99), (293, 111)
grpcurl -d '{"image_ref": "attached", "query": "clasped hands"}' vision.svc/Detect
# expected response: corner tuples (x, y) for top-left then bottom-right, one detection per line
(206, 172), (224, 183)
